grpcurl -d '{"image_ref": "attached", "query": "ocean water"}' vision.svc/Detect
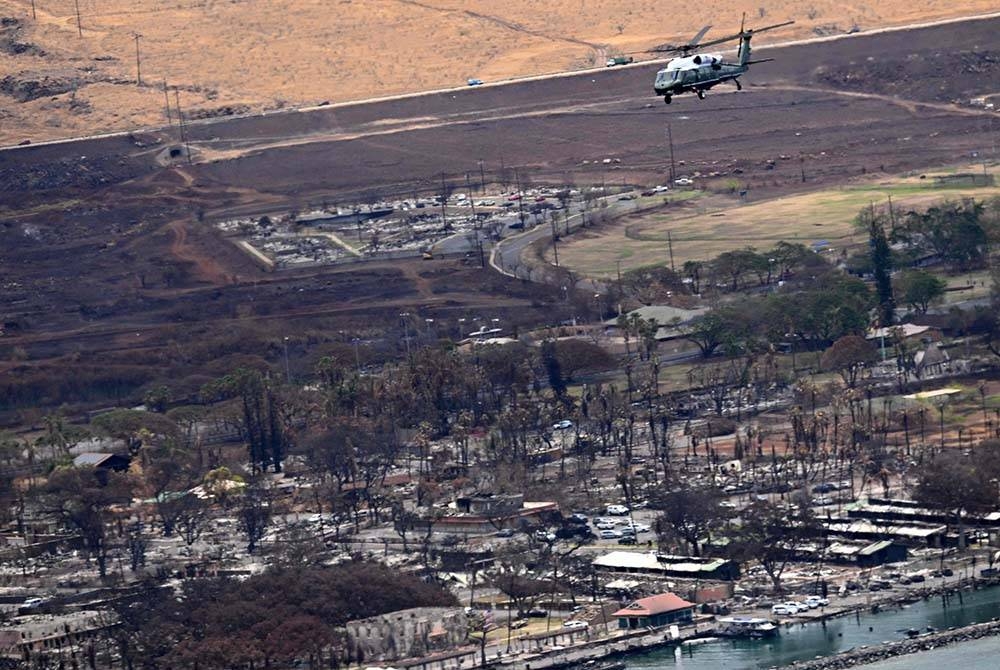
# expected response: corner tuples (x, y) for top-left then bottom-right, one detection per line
(624, 586), (1000, 670)
(860, 634), (1000, 670)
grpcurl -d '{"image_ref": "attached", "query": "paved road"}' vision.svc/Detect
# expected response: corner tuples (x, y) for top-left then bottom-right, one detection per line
(5, 13), (1000, 208)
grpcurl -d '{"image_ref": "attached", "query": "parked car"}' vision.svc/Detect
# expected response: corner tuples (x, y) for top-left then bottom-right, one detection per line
(771, 604), (796, 615)
(606, 504), (630, 516)
(495, 528), (515, 537)
(552, 419), (574, 431)
(618, 536), (637, 545)
(562, 620), (589, 630)
(595, 521), (616, 530)
(599, 529), (622, 539)
(805, 596), (830, 607)
(568, 512), (589, 524)
(526, 609), (548, 618)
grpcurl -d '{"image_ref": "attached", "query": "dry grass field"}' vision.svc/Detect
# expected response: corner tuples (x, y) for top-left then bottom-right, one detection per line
(1, 0), (998, 145)
(552, 164), (1000, 277)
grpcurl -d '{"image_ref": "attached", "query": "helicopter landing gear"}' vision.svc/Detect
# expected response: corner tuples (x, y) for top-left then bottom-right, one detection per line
(735, 80), (742, 91)
(663, 95), (672, 105)
(696, 90), (705, 100)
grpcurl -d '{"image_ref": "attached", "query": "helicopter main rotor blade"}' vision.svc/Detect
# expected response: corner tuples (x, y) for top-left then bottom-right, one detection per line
(646, 19), (794, 54)
(746, 20), (795, 34)
(688, 24), (713, 47)
(648, 24), (713, 54)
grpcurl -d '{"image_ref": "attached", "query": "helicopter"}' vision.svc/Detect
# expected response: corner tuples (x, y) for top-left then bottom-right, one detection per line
(649, 16), (794, 104)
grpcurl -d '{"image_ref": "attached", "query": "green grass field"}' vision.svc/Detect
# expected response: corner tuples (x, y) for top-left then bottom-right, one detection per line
(554, 164), (1000, 279)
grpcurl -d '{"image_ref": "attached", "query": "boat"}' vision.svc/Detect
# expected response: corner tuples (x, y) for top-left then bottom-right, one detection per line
(681, 636), (719, 646)
(716, 616), (779, 639)
(572, 661), (626, 670)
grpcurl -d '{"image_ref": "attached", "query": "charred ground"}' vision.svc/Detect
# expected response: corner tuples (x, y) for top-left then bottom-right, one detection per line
(1, 17), (999, 422)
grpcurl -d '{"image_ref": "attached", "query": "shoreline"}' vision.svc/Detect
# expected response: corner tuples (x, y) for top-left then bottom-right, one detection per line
(449, 577), (1000, 670)
(777, 618), (1000, 670)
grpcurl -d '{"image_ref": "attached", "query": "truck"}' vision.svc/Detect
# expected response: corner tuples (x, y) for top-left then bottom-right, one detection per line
(605, 56), (634, 67)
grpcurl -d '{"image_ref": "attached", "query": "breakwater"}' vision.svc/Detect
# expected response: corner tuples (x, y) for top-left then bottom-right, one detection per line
(781, 618), (1000, 670)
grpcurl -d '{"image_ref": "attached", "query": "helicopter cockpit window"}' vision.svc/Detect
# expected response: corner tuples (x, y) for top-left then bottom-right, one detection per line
(670, 71), (680, 82)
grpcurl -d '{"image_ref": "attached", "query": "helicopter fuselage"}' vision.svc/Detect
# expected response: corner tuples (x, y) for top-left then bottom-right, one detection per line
(653, 54), (746, 98)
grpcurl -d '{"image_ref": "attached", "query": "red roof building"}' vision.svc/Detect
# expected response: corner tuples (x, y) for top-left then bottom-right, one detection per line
(612, 593), (695, 630)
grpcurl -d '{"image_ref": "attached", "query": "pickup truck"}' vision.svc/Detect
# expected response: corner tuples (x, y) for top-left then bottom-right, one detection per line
(606, 56), (634, 67)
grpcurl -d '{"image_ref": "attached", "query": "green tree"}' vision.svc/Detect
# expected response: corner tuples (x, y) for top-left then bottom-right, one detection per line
(895, 269), (947, 314)
(202, 368), (288, 473)
(858, 207), (895, 326)
(902, 200), (988, 270)
(684, 308), (749, 358)
(714, 248), (768, 291)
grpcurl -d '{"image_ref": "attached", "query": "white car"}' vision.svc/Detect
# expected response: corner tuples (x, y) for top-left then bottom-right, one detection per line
(562, 620), (589, 630)
(674, 177), (693, 185)
(595, 521), (616, 530)
(620, 522), (651, 533)
(782, 601), (807, 613)
(599, 529), (622, 539)
(805, 596), (829, 607)
(552, 419), (574, 431)
(606, 504), (630, 516)
(771, 604), (797, 615)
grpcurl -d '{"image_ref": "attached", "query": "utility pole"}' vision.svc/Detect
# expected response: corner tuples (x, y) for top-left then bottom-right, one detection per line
(283, 337), (291, 384)
(132, 33), (143, 86)
(466, 172), (477, 228)
(667, 230), (675, 272)
(666, 122), (676, 184)
(550, 217), (560, 266)
(439, 172), (448, 229)
(478, 159), (486, 194)
(174, 88), (192, 164)
(74, 0), (82, 37)
(30, 0), (36, 20)
(514, 168), (526, 228)
(163, 79), (172, 125)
